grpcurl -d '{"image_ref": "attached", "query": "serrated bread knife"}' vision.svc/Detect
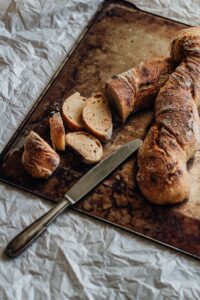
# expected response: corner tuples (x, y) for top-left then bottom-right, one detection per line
(5, 139), (142, 258)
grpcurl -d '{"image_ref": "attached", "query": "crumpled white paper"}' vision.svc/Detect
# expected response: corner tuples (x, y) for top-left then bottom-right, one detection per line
(0, 1), (200, 299)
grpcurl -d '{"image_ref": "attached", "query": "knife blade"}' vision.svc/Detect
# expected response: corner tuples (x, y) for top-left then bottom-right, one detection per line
(5, 139), (142, 258)
(66, 138), (142, 204)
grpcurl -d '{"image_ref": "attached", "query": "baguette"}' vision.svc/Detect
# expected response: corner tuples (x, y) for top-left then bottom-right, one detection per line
(49, 112), (65, 151)
(65, 132), (103, 164)
(82, 93), (113, 142)
(137, 27), (200, 205)
(62, 92), (86, 130)
(22, 131), (60, 178)
(105, 57), (174, 122)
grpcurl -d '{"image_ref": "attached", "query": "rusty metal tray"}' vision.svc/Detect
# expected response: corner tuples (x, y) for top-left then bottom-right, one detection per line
(1, 0), (200, 260)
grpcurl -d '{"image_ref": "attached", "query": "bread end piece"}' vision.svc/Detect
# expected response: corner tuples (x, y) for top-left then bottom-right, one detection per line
(22, 131), (60, 178)
(50, 112), (65, 151)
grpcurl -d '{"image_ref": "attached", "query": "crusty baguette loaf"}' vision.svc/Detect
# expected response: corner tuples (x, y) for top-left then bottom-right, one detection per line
(62, 92), (86, 130)
(49, 112), (65, 151)
(82, 93), (113, 142)
(137, 27), (200, 205)
(65, 132), (103, 164)
(105, 57), (174, 122)
(22, 131), (60, 178)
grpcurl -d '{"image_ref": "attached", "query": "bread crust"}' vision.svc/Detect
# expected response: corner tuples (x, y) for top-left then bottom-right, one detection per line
(22, 131), (60, 178)
(137, 27), (200, 205)
(105, 56), (174, 122)
(137, 125), (190, 205)
(49, 112), (65, 151)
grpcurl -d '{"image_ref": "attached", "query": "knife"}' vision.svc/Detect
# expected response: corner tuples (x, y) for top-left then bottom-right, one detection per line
(5, 139), (142, 258)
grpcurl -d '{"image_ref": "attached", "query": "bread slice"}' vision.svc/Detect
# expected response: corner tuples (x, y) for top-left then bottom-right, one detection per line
(65, 132), (103, 164)
(49, 112), (65, 151)
(82, 93), (113, 142)
(22, 131), (60, 178)
(62, 92), (86, 130)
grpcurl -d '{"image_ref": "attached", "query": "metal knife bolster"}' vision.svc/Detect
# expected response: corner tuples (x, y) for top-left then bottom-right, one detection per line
(65, 194), (75, 205)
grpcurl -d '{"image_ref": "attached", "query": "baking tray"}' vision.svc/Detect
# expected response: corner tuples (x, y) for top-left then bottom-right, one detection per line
(1, 0), (200, 260)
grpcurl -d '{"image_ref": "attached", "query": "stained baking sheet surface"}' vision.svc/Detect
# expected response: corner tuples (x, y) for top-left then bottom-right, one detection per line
(1, 0), (200, 260)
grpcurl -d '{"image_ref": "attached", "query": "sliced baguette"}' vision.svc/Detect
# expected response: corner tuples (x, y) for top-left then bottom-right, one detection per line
(105, 74), (135, 123)
(105, 57), (174, 123)
(82, 93), (113, 142)
(49, 112), (65, 151)
(22, 131), (60, 178)
(62, 92), (86, 130)
(65, 132), (103, 164)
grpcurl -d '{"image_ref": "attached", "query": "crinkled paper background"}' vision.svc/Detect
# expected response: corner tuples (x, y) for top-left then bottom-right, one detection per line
(0, 1), (200, 299)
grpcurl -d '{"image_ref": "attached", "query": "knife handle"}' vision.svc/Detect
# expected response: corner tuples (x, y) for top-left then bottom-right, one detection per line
(5, 198), (71, 258)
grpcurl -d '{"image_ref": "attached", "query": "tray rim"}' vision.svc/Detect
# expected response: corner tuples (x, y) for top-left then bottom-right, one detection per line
(0, 0), (197, 261)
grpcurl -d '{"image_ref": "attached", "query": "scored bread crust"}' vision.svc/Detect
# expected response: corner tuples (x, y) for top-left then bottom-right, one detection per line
(22, 131), (60, 178)
(82, 93), (113, 142)
(62, 92), (86, 130)
(137, 27), (200, 205)
(65, 131), (103, 164)
(105, 56), (174, 123)
(49, 112), (65, 151)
